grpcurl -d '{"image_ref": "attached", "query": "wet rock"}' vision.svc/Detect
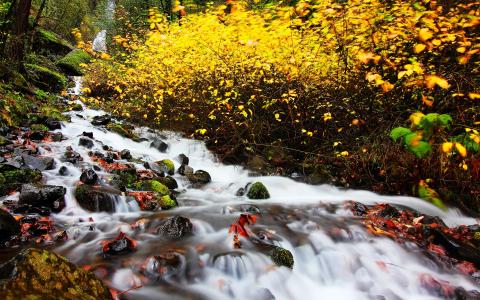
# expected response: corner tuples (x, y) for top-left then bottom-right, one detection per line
(0, 136), (12, 146)
(187, 170), (211, 185)
(178, 164), (193, 176)
(13, 205), (51, 216)
(102, 232), (136, 255)
(63, 146), (82, 164)
(21, 154), (55, 171)
(150, 139), (168, 152)
(429, 228), (480, 267)
(178, 154), (189, 165)
(80, 169), (98, 185)
(50, 132), (63, 142)
(157, 216), (193, 240)
(0, 164), (43, 196)
(145, 251), (183, 280)
(351, 202), (368, 216)
(111, 168), (138, 190)
(269, 246), (294, 268)
(107, 123), (139, 140)
(79, 137), (94, 149)
(91, 114), (111, 126)
(158, 175), (178, 190)
(141, 180), (170, 195)
(378, 204), (399, 219)
(120, 149), (132, 160)
(18, 184), (66, 212)
(75, 184), (116, 212)
(28, 130), (46, 141)
(247, 182), (270, 199)
(82, 131), (94, 139)
(58, 166), (69, 176)
(159, 195), (178, 210)
(45, 118), (62, 130)
(0, 157), (5, 163)
(70, 103), (83, 111)
(0, 127), (8, 136)
(156, 159), (175, 175)
(0, 248), (111, 299)
(0, 209), (20, 243)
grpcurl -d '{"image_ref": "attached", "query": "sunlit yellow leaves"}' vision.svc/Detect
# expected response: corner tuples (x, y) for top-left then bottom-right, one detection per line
(301, 129), (313, 137)
(455, 142), (467, 157)
(468, 93), (480, 100)
(414, 44), (426, 53)
(357, 51), (381, 64)
(274, 113), (281, 122)
(442, 142), (453, 153)
(409, 112), (424, 126)
(323, 112), (332, 122)
(425, 75), (450, 89)
(418, 28), (433, 42)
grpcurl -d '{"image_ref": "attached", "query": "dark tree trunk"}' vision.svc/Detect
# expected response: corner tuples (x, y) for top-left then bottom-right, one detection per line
(32, 0), (47, 29)
(7, 0), (32, 66)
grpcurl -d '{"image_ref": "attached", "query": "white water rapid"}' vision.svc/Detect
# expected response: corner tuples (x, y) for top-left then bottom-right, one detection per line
(6, 77), (473, 299)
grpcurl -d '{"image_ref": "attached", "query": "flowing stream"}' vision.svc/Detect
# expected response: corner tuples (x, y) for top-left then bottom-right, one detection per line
(7, 77), (475, 300)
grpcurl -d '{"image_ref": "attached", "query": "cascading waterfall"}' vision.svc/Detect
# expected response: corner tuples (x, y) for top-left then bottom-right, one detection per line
(20, 76), (474, 299)
(92, 0), (116, 53)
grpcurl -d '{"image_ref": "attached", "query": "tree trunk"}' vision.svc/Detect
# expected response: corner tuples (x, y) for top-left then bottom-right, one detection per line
(7, 0), (32, 66)
(32, 0), (47, 29)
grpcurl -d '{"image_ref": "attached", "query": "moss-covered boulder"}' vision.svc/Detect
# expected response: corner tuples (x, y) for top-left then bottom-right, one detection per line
(157, 176), (178, 190)
(32, 28), (74, 56)
(157, 159), (175, 175)
(24, 64), (67, 92)
(247, 182), (270, 199)
(57, 49), (91, 76)
(269, 246), (294, 268)
(106, 123), (139, 140)
(0, 248), (112, 300)
(30, 123), (49, 132)
(0, 63), (30, 92)
(140, 180), (170, 195)
(158, 194), (177, 210)
(0, 165), (43, 196)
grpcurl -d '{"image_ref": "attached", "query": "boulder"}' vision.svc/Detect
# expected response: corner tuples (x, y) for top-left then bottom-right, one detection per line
(177, 164), (193, 176)
(56, 49), (91, 76)
(80, 169), (98, 185)
(18, 184), (66, 212)
(24, 64), (67, 93)
(178, 154), (189, 165)
(158, 176), (178, 190)
(144, 251), (183, 280)
(58, 166), (69, 176)
(21, 154), (55, 171)
(158, 195), (178, 210)
(156, 159), (175, 175)
(0, 136), (12, 146)
(79, 137), (94, 148)
(157, 216), (193, 240)
(120, 149), (132, 160)
(32, 28), (74, 56)
(150, 139), (168, 152)
(83, 132), (94, 139)
(45, 118), (62, 130)
(106, 123), (139, 140)
(91, 115), (111, 126)
(0, 248), (111, 300)
(0, 164), (42, 196)
(269, 246), (294, 268)
(187, 170), (211, 185)
(63, 147), (82, 164)
(247, 182), (270, 199)
(141, 180), (170, 195)
(0, 209), (20, 243)
(75, 184), (116, 212)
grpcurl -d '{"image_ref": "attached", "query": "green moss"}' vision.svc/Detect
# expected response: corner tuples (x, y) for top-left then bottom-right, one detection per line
(247, 182), (270, 199)
(0, 168), (42, 196)
(158, 194), (177, 210)
(269, 247), (294, 268)
(70, 103), (83, 111)
(33, 28), (74, 56)
(147, 180), (170, 195)
(56, 49), (91, 76)
(0, 136), (10, 146)
(0, 248), (111, 300)
(112, 169), (138, 189)
(106, 123), (139, 140)
(159, 159), (175, 175)
(24, 64), (67, 92)
(30, 124), (49, 132)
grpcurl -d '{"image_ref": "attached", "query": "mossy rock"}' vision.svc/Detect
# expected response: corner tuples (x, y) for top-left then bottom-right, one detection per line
(0, 248), (112, 300)
(0, 136), (12, 146)
(32, 28), (74, 56)
(157, 159), (175, 175)
(269, 246), (294, 268)
(70, 103), (83, 111)
(0, 63), (30, 92)
(24, 64), (67, 93)
(106, 123), (139, 140)
(111, 168), (138, 190)
(247, 182), (270, 199)
(57, 49), (91, 76)
(74, 184), (115, 212)
(30, 124), (49, 132)
(158, 194), (177, 210)
(0, 166), (43, 196)
(141, 180), (170, 195)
